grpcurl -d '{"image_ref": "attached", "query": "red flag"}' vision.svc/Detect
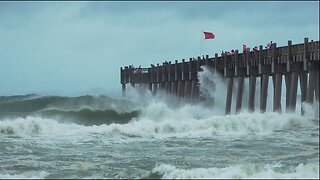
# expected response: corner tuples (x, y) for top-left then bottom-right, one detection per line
(203, 31), (215, 39)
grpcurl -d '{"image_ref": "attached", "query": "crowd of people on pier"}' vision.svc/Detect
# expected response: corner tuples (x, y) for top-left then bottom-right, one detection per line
(127, 41), (274, 73)
(221, 41), (273, 56)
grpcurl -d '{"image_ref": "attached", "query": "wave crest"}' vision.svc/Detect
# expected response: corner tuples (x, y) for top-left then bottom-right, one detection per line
(0, 117), (82, 136)
(0, 111), (316, 138)
(0, 95), (139, 125)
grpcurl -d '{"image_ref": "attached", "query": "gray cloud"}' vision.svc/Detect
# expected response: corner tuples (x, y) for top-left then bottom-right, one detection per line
(0, 1), (318, 96)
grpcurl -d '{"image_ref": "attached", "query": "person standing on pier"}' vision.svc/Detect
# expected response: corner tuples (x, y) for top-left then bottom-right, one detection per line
(243, 44), (247, 52)
(266, 41), (273, 49)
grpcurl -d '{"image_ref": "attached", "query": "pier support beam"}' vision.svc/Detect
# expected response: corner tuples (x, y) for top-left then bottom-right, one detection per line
(184, 80), (191, 98)
(159, 82), (165, 91)
(152, 83), (158, 96)
(299, 72), (308, 115)
(285, 73), (291, 112)
(260, 74), (269, 113)
(248, 76), (256, 112)
(177, 81), (184, 97)
(315, 71), (319, 102)
(122, 84), (126, 97)
(289, 72), (299, 112)
(148, 83), (152, 93)
(191, 80), (197, 100)
(235, 77), (244, 114)
(165, 82), (171, 93)
(273, 73), (282, 113)
(171, 81), (177, 95)
(225, 77), (234, 115)
(194, 81), (200, 101)
(307, 71), (316, 103)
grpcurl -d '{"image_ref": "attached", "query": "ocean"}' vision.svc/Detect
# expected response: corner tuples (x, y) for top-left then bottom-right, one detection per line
(0, 69), (319, 179)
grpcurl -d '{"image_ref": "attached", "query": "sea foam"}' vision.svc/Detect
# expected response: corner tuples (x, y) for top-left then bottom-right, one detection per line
(152, 162), (319, 179)
(1, 108), (316, 140)
(0, 171), (49, 179)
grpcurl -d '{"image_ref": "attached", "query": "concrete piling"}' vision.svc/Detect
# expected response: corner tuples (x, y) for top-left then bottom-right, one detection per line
(225, 77), (234, 115)
(273, 73), (282, 113)
(235, 77), (244, 114)
(289, 72), (299, 112)
(248, 76), (256, 112)
(260, 74), (269, 113)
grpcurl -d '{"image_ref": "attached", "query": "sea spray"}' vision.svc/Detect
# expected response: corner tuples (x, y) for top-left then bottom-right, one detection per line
(198, 66), (227, 113)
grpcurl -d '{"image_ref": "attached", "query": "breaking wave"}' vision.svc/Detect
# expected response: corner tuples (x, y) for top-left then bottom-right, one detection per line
(0, 117), (82, 136)
(149, 162), (319, 179)
(0, 109), (317, 138)
(0, 94), (139, 125)
(37, 108), (139, 125)
(0, 66), (318, 138)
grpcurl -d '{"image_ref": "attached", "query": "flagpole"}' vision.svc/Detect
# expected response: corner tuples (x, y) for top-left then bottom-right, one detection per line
(200, 30), (203, 56)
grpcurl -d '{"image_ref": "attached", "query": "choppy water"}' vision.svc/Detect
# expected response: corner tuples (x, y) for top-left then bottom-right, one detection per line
(0, 92), (319, 179)
(0, 68), (319, 179)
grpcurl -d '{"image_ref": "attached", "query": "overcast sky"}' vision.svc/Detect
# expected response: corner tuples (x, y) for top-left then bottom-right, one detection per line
(0, 1), (319, 97)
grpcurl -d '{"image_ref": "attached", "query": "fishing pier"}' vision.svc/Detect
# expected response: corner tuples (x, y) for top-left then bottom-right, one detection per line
(120, 38), (319, 115)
